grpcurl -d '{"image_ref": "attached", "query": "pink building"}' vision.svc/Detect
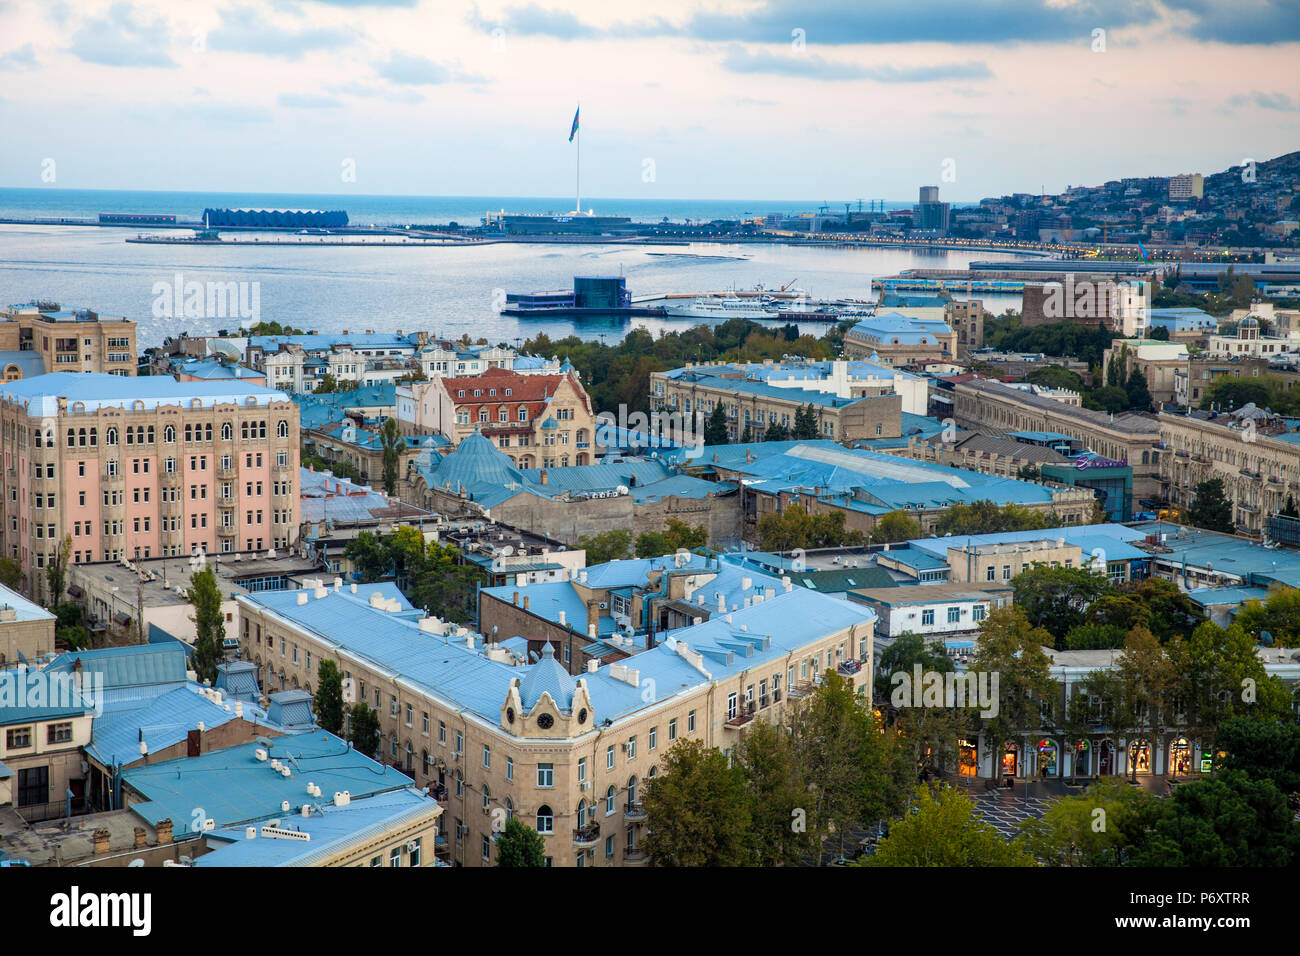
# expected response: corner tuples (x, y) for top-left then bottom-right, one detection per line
(0, 373), (300, 605)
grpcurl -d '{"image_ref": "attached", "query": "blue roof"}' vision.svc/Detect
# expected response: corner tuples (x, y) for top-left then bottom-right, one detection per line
(0, 372), (289, 414)
(907, 525), (1149, 563)
(174, 357), (265, 381)
(196, 787), (439, 867)
(122, 730), (416, 829)
(1185, 586), (1271, 607)
(86, 683), (274, 768)
(1130, 521), (1300, 589)
(249, 333), (417, 352)
(245, 575), (873, 726)
(519, 644), (577, 712)
(846, 312), (954, 345)
(45, 643), (189, 690)
(0, 350), (46, 378)
(266, 690), (316, 732)
(0, 584), (55, 623)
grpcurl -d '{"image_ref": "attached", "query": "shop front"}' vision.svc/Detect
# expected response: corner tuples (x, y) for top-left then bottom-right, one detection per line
(1169, 737), (1193, 776)
(958, 738), (979, 778)
(1129, 739), (1152, 774)
(1036, 738), (1060, 778)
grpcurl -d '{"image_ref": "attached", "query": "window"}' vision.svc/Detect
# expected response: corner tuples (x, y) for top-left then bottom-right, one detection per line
(537, 763), (554, 788)
(506, 756), (513, 782)
(6, 726), (32, 749)
(973, 605), (986, 622)
(409, 838), (421, 867)
(606, 745), (615, 770)
(668, 718), (677, 741)
(627, 736), (637, 759)
(922, 609), (935, 626)
(985, 565), (996, 582)
(648, 726), (657, 751)
(1002, 564), (1012, 581)
(17, 765), (47, 808)
(605, 785), (616, 815)
(536, 806), (553, 834)
(482, 744), (491, 769)
(578, 757), (587, 783)
(687, 710), (696, 733)
(389, 847), (401, 867)
(482, 835), (492, 861)
(947, 606), (961, 624)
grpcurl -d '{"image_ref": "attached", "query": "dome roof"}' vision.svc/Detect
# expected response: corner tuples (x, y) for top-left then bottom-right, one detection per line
(428, 429), (524, 491)
(519, 643), (577, 713)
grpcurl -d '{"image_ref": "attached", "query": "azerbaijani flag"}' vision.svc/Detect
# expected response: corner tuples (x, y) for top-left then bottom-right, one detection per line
(1137, 240), (1151, 260)
(569, 106), (580, 142)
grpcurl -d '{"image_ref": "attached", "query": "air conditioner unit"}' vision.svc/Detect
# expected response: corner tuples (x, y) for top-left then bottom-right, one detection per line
(579, 781), (590, 791)
(451, 751), (461, 761)
(598, 602), (608, 610)
(406, 840), (420, 853)
(620, 743), (629, 752)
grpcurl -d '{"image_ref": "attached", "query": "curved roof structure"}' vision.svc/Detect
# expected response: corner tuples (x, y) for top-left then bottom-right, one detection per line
(427, 429), (526, 494)
(518, 643), (577, 713)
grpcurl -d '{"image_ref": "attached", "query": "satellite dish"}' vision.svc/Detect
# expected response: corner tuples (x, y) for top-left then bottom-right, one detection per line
(499, 546), (514, 557)
(1260, 630), (1275, 646)
(208, 338), (243, 364)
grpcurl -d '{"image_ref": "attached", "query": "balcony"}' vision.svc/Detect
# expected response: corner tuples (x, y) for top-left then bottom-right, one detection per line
(838, 659), (863, 676)
(787, 680), (815, 699)
(624, 802), (647, 822)
(217, 525), (237, 538)
(724, 704), (756, 729)
(217, 467), (236, 480)
(572, 822), (601, 848)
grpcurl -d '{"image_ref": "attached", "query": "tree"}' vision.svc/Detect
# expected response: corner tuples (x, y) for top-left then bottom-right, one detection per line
(188, 566), (225, 686)
(406, 541), (485, 624)
(738, 422), (753, 444)
(576, 529), (632, 564)
(869, 509), (921, 545)
(1011, 564), (1115, 644)
(877, 632), (954, 681)
(1018, 777), (1159, 865)
(933, 500), (1052, 536)
(1235, 586), (1300, 647)
(703, 403), (729, 446)
(860, 785), (1036, 867)
(314, 659), (344, 735)
(45, 534), (72, 608)
(635, 518), (708, 558)
(347, 701), (381, 758)
(1085, 385), (1130, 414)
(735, 720), (810, 866)
(643, 739), (751, 866)
(757, 504), (863, 552)
(1127, 771), (1300, 867)
(763, 420), (790, 442)
(495, 816), (548, 866)
(1109, 627), (1176, 781)
(345, 530), (390, 583)
(315, 373), (339, 394)
(972, 607), (1058, 776)
(1214, 717), (1300, 800)
(791, 404), (819, 440)
(0, 556), (22, 590)
(1187, 477), (1234, 533)
(379, 416), (404, 496)
(1124, 366), (1152, 411)
(1026, 365), (1084, 392)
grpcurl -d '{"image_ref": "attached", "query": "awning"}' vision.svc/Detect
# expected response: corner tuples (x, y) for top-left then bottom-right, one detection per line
(112, 611), (132, 626)
(66, 584), (84, 599)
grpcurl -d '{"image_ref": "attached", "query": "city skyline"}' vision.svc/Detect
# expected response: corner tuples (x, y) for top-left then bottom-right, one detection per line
(0, 0), (1297, 201)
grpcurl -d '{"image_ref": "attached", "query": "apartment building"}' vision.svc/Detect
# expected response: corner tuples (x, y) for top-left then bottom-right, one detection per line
(430, 368), (599, 467)
(650, 367), (903, 443)
(0, 583), (55, 666)
(842, 313), (959, 367)
(0, 374), (300, 605)
(1100, 340), (1190, 407)
(1160, 407), (1300, 537)
(237, 578), (874, 867)
(0, 303), (137, 377)
(953, 378), (1164, 511)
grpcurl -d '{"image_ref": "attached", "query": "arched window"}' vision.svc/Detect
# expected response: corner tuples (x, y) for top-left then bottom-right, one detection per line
(422, 749), (431, 776)
(222, 422), (233, 440)
(576, 799), (587, 829)
(164, 425), (175, 443)
(536, 805), (553, 834)
(277, 420), (289, 438)
(105, 427), (118, 446)
(628, 776), (638, 804)
(405, 740), (413, 768)
(146, 426), (155, 444)
(505, 798), (514, 819)
(483, 785), (492, 813)
(66, 428), (75, 448)
(605, 785), (616, 815)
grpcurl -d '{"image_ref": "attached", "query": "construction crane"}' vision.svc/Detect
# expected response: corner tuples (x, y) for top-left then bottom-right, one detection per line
(779, 278), (800, 292)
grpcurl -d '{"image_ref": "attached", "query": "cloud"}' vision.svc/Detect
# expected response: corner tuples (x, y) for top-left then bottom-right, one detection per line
(1164, 0), (1300, 45)
(467, 3), (680, 40)
(1228, 90), (1300, 111)
(0, 43), (37, 70)
(328, 82), (425, 104)
(208, 5), (356, 59)
(375, 52), (487, 85)
(719, 46), (990, 82)
(278, 92), (343, 108)
(68, 2), (178, 68)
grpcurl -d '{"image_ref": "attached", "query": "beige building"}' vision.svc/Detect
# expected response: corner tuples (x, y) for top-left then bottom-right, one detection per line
(0, 695), (93, 822)
(953, 378), (1164, 511)
(946, 299), (987, 352)
(650, 368), (903, 443)
(842, 313), (959, 368)
(1101, 340), (1190, 408)
(236, 580), (874, 867)
(0, 584), (55, 666)
(0, 303), (137, 377)
(1159, 408), (1300, 537)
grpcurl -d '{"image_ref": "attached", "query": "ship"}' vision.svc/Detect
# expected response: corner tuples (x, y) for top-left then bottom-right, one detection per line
(664, 293), (777, 320)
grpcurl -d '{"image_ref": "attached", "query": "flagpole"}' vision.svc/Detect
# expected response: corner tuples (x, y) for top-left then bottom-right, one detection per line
(576, 103), (581, 215)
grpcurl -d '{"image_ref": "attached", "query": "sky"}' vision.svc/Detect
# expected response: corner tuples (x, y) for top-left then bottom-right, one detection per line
(0, 0), (1297, 202)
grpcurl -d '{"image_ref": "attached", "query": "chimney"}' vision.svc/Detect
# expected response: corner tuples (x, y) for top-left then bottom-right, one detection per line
(513, 591), (520, 606)
(156, 819), (174, 844)
(93, 829), (111, 856)
(539, 469), (548, 485)
(586, 601), (599, 635)
(134, 827), (147, 849)
(558, 610), (566, 626)
(523, 596), (529, 610)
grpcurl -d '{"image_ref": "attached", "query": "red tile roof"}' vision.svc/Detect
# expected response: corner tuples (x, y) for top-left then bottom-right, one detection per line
(441, 368), (588, 411)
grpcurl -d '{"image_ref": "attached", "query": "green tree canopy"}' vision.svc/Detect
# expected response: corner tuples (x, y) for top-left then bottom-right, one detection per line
(861, 785), (1036, 867)
(314, 659), (344, 735)
(1187, 477), (1234, 533)
(643, 738), (752, 866)
(495, 816), (548, 867)
(188, 565), (225, 686)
